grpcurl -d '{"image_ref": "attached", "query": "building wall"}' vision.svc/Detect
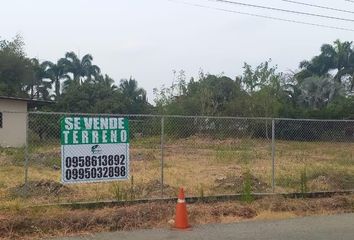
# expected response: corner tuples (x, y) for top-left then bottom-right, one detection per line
(0, 99), (27, 147)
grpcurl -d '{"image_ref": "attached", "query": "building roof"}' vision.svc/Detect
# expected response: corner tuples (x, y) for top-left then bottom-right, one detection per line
(0, 96), (55, 108)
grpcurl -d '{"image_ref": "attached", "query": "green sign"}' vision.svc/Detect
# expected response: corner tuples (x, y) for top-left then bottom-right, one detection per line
(61, 117), (129, 145)
(60, 116), (130, 184)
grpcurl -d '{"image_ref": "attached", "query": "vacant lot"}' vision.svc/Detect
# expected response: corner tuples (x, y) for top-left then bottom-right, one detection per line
(1, 136), (354, 207)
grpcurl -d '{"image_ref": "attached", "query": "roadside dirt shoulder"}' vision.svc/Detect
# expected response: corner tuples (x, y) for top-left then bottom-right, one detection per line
(1, 194), (353, 240)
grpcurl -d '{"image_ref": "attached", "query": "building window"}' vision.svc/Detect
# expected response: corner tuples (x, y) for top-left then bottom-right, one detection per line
(0, 112), (2, 128)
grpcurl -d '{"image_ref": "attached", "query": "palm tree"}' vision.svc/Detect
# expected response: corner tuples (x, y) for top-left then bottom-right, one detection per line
(119, 78), (147, 102)
(42, 60), (68, 99)
(96, 74), (117, 90)
(297, 76), (344, 110)
(299, 40), (354, 84)
(27, 58), (52, 100)
(60, 52), (100, 84)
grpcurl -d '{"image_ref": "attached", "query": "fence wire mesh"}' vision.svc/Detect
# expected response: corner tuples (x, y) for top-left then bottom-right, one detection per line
(163, 117), (273, 197)
(0, 111), (353, 206)
(275, 119), (354, 193)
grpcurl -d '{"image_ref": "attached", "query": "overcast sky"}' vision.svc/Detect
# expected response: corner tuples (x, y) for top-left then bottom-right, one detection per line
(1, 0), (354, 101)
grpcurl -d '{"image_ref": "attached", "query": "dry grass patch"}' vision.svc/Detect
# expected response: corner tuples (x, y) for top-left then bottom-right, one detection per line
(0, 194), (353, 239)
(1, 138), (354, 206)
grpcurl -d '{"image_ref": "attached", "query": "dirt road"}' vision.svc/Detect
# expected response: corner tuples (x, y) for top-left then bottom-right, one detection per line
(53, 213), (354, 240)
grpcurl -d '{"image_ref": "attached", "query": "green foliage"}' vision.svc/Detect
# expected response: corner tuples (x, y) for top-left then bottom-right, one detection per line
(0, 35), (151, 115)
(1, 35), (354, 121)
(298, 40), (354, 91)
(153, 41), (354, 121)
(60, 51), (100, 84)
(0, 35), (33, 97)
(154, 61), (287, 119)
(241, 170), (254, 203)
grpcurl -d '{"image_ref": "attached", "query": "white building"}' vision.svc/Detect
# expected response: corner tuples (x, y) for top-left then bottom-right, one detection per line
(0, 96), (52, 148)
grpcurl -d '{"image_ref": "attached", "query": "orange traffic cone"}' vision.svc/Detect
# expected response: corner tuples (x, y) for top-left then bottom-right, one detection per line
(174, 187), (190, 229)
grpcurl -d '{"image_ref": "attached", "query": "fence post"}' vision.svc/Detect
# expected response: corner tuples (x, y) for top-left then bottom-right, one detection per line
(24, 112), (29, 197)
(160, 116), (165, 198)
(271, 119), (275, 193)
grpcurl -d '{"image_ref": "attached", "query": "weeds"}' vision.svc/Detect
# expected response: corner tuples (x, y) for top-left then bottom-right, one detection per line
(111, 181), (134, 201)
(46, 157), (61, 168)
(94, 184), (102, 201)
(300, 167), (308, 197)
(111, 182), (124, 201)
(130, 175), (135, 201)
(0, 147), (25, 166)
(241, 170), (254, 203)
(198, 184), (205, 200)
(239, 150), (253, 165)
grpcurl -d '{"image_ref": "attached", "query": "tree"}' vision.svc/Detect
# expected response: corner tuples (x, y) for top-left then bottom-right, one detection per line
(0, 36), (153, 114)
(298, 40), (354, 93)
(119, 78), (151, 113)
(0, 35), (33, 97)
(120, 78), (146, 102)
(241, 60), (278, 93)
(297, 76), (344, 110)
(239, 60), (285, 117)
(27, 58), (52, 100)
(196, 75), (238, 116)
(60, 52), (100, 85)
(42, 59), (68, 99)
(95, 74), (117, 90)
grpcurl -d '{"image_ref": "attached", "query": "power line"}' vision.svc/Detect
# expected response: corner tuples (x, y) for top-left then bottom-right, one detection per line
(168, 0), (354, 32)
(204, 0), (354, 23)
(281, 0), (354, 14)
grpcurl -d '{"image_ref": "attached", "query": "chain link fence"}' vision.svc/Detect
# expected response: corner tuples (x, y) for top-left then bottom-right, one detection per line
(275, 119), (354, 193)
(0, 111), (354, 205)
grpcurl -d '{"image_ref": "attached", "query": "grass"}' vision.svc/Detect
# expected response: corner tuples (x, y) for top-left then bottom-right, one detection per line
(0, 147), (25, 166)
(0, 137), (354, 207)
